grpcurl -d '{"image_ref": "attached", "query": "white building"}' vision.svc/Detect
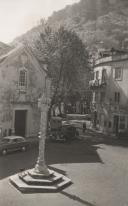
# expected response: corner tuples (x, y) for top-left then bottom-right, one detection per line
(90, 49), (128, 135)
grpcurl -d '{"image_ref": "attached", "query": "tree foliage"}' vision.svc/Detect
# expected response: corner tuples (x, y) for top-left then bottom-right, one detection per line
(27, 24), (89, 106)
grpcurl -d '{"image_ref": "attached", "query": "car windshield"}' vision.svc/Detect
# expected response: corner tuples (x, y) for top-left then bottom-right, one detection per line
(1, 138), (10, 143)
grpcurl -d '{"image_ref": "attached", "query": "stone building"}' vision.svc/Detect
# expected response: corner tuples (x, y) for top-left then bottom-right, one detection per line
(89, 49), (128, 134)
(0, 43), (46, 139)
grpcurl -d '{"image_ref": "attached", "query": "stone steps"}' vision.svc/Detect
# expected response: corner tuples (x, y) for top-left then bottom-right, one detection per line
(28, 169), (54, 179)
(9, 169), (72, 193)
(19, 172), (63, 186)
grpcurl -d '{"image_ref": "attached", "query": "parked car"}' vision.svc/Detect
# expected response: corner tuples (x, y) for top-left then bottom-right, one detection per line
(65, 114), (91, 129)
(49, 117), (79, 142)
(61, 123), (79, 142)
(0, 136), (29, 155)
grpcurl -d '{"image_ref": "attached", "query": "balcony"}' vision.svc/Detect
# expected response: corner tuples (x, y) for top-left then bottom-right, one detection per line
(89, 79), (107, 89)
(95, 54), (128, 66)
(95, 56), (112, 65)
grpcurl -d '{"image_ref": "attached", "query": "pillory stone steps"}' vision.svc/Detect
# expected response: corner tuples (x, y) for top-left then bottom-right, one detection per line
(9, 168), (72, 193)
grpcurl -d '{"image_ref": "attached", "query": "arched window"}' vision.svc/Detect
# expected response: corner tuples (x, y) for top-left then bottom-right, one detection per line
(19, 68), (27, 91)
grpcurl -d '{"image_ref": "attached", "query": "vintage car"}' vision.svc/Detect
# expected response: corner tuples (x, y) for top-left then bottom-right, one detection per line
(49, 117), (79, 142)
(65, 114), (91, 129)
(0, 136), (29, 155)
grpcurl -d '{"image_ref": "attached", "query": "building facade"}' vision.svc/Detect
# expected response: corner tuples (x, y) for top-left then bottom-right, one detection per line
(0, 44), (46, 139)
(89, 50), (128, 134)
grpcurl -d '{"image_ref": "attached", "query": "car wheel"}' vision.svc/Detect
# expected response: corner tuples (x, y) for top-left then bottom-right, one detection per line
(21, 146), (26, 152)
(50, 135), (56, 142)
(2, 149), (7, 155)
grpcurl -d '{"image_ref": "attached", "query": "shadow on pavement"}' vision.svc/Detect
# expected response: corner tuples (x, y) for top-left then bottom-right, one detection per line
(0, 148), (38, 180)
(0, 140), (102, 180)
(46, 140), (103, 165)
(60, 191), (97, 206)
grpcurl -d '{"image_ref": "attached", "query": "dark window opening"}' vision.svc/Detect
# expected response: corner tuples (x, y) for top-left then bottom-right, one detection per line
(114, 67), (122, 80)
(102, 69), (106, 83)
(19, 69), (27, 91)
(119, 116), (125, 130)
(114, 92), (120, 103)
(96, 71), (99, 80)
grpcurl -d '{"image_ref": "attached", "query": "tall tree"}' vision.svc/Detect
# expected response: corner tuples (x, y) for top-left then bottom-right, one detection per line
(28, 24), (89, 111)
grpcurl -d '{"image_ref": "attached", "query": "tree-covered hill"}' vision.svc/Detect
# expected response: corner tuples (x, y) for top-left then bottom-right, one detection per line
(13, 0), (128, 53)
(47, 0), (128, 52)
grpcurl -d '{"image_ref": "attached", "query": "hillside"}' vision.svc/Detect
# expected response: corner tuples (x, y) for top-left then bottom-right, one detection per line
(14, 0), (128, 53)
(47, 0), (128, 52)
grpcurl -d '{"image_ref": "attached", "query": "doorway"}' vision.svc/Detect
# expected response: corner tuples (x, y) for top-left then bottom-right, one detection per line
(113, 115), (119, 134)
(14, 110), (27, 137)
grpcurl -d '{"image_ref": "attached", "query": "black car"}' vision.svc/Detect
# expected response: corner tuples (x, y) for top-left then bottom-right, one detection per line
(50, 123), (79, 142)
(0, 136), (29, 155)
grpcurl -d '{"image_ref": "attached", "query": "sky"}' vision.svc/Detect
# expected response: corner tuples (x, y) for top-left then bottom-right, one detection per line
(0, 0), (80, 44)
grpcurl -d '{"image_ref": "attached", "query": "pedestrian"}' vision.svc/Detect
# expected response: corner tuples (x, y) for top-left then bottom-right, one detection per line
(83, 122), (86, 134)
